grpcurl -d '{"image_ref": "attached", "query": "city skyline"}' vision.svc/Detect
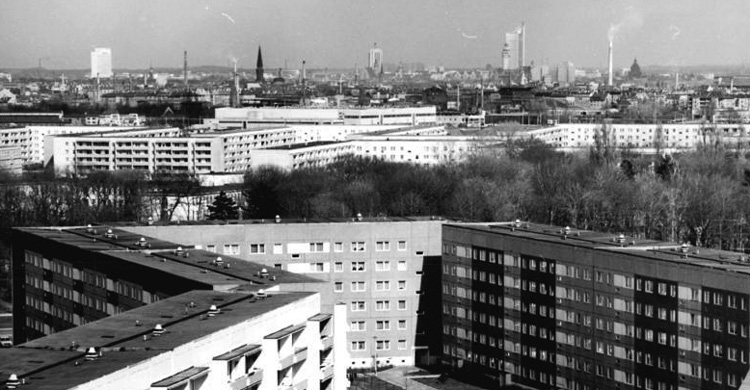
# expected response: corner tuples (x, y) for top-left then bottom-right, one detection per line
(3, 0), (750, 71)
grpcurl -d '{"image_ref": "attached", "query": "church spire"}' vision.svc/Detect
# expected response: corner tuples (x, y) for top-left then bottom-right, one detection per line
(255, 46), (264, 82)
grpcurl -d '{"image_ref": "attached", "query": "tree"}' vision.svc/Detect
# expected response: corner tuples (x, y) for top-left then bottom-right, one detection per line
(207, 191), (239, 220)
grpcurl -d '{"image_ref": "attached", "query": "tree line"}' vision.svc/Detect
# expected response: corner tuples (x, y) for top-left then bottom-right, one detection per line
(244, 139), (750, 251)
(2, 137), (750, 254)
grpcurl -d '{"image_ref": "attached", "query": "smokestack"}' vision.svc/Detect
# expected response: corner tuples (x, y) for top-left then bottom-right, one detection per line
(675, 73), (679, 90)
(301, 60), (306, 82)
(608, 40), (613, 87)
(183, 50), (188, 89)
(519, 22), (525, 69)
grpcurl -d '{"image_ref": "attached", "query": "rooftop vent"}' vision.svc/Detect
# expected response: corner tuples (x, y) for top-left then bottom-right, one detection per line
(207, 305), (220, 317)
(214, 257), (224, 266)
(136, 237), (149, 247)
(86, 224), (93, 233)
(6, 374), (20, 389)
(260, 268), (269, 278)
(564, 226), (571, 235)
(147, 216), (154, 225)
(258, 289), (266, 298)
(617, 234), (626, 244)
(152, 324), (165, 337)
(104, 229), (115, 239)
(175, 246), (183, 255)
(680, 243), (688, 253)
(84, 347), (98, 361)
(514, 219), (522, 228)
(356, 213), (363, 222)
(275, 215), (281, 223)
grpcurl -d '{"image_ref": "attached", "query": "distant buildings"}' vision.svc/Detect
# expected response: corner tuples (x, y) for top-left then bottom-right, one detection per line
(90, 47), (113, 78)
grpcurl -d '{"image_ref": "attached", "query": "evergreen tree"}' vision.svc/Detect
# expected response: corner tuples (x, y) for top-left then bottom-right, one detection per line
(207, 191), (239, 220)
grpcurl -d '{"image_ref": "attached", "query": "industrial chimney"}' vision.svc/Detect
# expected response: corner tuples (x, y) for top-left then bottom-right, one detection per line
(608, 40), (613, 86)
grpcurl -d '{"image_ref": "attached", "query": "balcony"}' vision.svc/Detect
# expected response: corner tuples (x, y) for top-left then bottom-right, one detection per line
(319, 336), (333, 351)
(320, 365), (334, 381)
(279, 347), (308, 370)
(228, 369), (263, 390)
(278, 378), (307, 390)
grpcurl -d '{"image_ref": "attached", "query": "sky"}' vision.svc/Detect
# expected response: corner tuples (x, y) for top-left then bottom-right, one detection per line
(2, 0), (750, 71)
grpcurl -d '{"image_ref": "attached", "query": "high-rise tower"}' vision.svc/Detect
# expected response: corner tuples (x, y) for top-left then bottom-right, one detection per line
(255, 46), (264, 82)
(368, 43), (383, 75)
(90, 48), (113, 78)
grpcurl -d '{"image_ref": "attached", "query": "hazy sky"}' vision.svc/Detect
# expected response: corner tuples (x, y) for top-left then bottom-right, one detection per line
(2, 0), (749, 70)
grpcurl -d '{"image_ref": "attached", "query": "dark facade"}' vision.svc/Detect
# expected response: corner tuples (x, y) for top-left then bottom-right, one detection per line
(441, 222), (750, 390)
(12, 228), (215, 343)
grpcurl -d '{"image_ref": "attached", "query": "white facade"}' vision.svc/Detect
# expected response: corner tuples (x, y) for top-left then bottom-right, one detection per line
(50, 126), (297, 176)
(90, 47), (113, 78)
(124, 219), (445, 368)
(0, 125), (143, 167)
(528, 122), (750, 153)
(209, 106), (437, 128)
(5, 291), (348, 390)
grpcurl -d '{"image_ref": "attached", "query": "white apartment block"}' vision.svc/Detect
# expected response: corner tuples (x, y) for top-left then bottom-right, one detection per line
(50, 126), (296, 176)
(2, 290), (347, 390)
(528, 122), (750, 153)
(207, 106), (437, 128)
(0, 125), (143, 167)
(122, 219), (444, 368)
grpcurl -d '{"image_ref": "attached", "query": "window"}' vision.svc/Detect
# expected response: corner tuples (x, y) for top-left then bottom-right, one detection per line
(376, 320), (391, 330)
(309, 242), (324, 252)
(351, 262), (365, 272)
(351, 341), (366, 351)
(223, 244), (240, 255)
(273, 243), (283, 254)
(351, 321), (366, 331)
(334, 262), (343, 272)
(376, 300), (390, 311)
(398, 320), (407, 330)
(351, 301), (366, 311)
(351, 281), (366, 292)
(249, 244), (265, 254)
(334, 282), (343, 292)
(351, 242), (366, 252)
(334, 242), (343, 252)
(398, 241), (407, 251)
(375, 281), (390, 291)
(375, 261), (391, 271)
(398, 280), (406, 290)
(398, 340), (407, 350)
(376, 340), (390, 350)
(309, 263), (324, 272)
(398, 300), (407, 310)
(206, 245), (216, 253)
(376, 241), (390, 251)
(397, 261), (407, 271)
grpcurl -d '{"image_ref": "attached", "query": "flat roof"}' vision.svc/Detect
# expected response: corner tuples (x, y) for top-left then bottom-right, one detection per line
(151, 366), (209, 388)
(262, 141), (348, 150)
(1, 290), (315, 389)
(16, 227), (322, 286)
(446, 222), (750, 276)
(115, 215), (447, 228)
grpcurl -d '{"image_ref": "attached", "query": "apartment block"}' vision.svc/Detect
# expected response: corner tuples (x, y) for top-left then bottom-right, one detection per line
(528, 122), (750, 153)
(0, 289), (347, 390)
(49, 126), (296, 176)
(11, 226), (321, 343)
(121, 218), (445, 368)
(442, 221), (750, 390)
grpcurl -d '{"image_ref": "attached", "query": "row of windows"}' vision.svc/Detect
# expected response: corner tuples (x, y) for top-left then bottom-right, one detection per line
(350, 300), (406, 312)
(335, 280), (408, 292)
(210, 240), (409, 255)
(350, 339), (408, 351)
(350, 319), (409, 331)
